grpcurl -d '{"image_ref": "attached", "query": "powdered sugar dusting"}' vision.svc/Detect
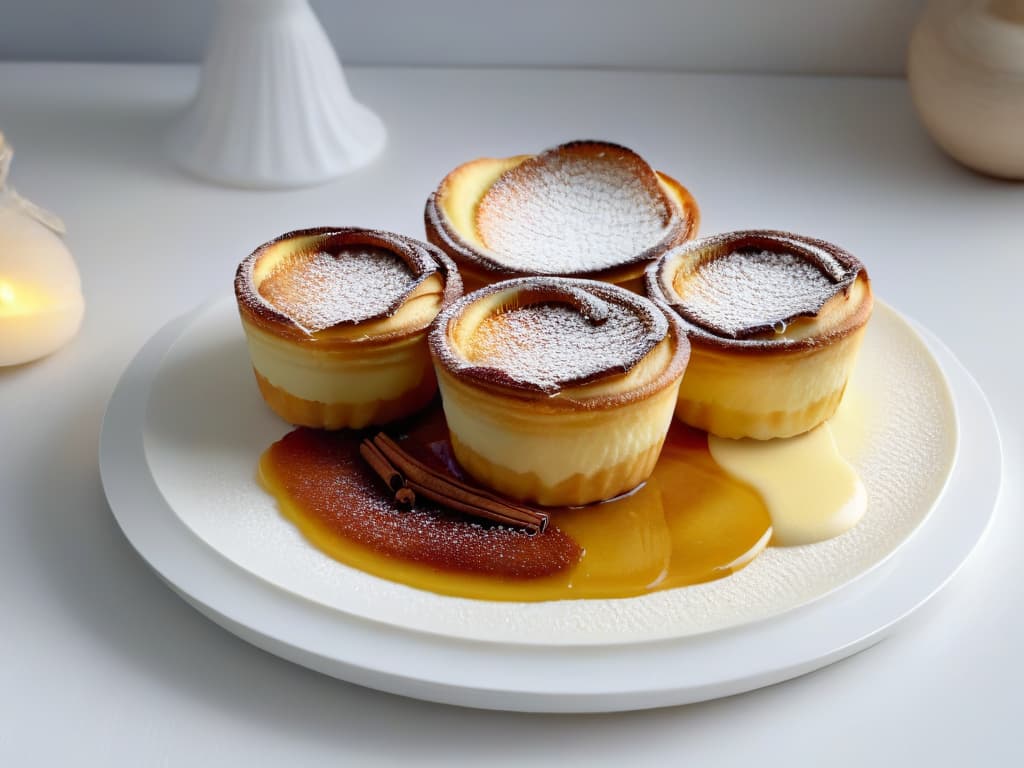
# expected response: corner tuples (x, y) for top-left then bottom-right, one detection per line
(466, 301), (652, 392)
(677, 250), (840, 339)
(259, 247), (415, 333)
(475, 144), (675, 273)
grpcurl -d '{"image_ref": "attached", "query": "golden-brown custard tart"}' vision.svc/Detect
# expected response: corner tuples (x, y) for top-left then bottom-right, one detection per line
(646, 230), (873, 440)
(424, 140), (699, 292)
(235, 227), (462, 429)
(429, 277), (690, 506)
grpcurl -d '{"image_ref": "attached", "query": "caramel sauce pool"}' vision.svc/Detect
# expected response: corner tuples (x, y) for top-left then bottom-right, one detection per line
(258, 405), (772, 602)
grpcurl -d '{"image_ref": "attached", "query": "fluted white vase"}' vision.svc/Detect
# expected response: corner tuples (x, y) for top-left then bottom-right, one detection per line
(909, 0), (1024, 179)
(167, 0), (386, 189)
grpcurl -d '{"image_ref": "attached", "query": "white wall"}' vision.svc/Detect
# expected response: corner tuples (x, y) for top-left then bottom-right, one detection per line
(0, 0), (923, 75)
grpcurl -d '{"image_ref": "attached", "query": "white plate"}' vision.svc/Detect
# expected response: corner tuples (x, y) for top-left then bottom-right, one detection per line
(100, 299), (1001, 711)
(140, 298), (955, 645)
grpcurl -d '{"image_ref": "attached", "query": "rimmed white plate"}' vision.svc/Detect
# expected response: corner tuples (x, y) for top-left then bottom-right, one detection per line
(139, 298), (955, 645)
(100, 298), (1000, 711)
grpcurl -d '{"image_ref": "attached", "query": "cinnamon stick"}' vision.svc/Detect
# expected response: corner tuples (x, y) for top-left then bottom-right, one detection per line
(358, 440), (404, 492)
(358, 433), (549, 534)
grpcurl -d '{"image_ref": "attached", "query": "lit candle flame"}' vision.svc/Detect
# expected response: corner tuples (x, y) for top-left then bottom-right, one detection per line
(0, 280), (15, 306)
(0, 279), (49, 316)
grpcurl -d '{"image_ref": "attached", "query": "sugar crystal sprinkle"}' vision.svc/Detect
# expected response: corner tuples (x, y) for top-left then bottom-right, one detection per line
(475, 147), (673, 273)
(259, 246), (416, 333)
(465, 300), (651, 392)
(676, 250), (840, 339)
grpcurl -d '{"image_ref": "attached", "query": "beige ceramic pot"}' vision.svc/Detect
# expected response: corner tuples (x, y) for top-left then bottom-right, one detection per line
(909, 0), (1024, 179)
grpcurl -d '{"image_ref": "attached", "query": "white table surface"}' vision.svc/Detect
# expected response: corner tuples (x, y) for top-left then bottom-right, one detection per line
(1, 62), (1019, 766)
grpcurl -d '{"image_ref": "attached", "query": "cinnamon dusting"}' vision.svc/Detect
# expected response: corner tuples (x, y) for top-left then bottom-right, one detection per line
(261, 427), (580, 579)
(257, 411), (772, 600)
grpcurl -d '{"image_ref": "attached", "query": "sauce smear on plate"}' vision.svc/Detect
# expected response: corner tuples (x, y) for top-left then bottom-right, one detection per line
(259, 405), (773, 601)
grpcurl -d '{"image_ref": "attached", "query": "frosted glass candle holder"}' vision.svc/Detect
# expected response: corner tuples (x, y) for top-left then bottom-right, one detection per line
(0, 135), (85, 366)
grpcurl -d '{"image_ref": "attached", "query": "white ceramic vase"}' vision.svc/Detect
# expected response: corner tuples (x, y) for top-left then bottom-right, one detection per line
(167, 0), (386, 189)
(909, 0), (1024, 179)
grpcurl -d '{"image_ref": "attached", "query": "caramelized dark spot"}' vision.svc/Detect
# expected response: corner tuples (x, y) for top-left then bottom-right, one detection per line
(264, 428), (581, 578)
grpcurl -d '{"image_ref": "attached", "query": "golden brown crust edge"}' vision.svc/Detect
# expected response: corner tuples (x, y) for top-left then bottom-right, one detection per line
(423, 150), (700, 287)
(644, 229), (872, 358)
(428, 277), (691, 414)
(235, 227), (462, 348)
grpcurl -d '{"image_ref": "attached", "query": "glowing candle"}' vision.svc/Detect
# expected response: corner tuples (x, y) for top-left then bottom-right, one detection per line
(0, 134), (84, 366)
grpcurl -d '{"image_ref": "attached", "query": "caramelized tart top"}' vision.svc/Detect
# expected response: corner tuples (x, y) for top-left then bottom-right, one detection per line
(425, 141), (699, 281)
(646, 230), (873, 352)
(235, 227), (462, 343)
(430, 277), (689, 407)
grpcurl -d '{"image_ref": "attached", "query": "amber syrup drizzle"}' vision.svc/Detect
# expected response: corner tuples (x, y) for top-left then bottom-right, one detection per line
(259, 404), (771, 602)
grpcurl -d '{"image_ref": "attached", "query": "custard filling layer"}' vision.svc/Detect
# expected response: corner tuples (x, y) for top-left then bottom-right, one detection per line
(430, 277), (689, 503)
(645, 231), (873, 439)
(436, 340), (680, 489)
(243, 320), (433, 405)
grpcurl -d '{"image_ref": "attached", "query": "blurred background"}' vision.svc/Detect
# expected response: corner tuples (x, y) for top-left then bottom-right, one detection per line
(0, 0), (923, 75)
